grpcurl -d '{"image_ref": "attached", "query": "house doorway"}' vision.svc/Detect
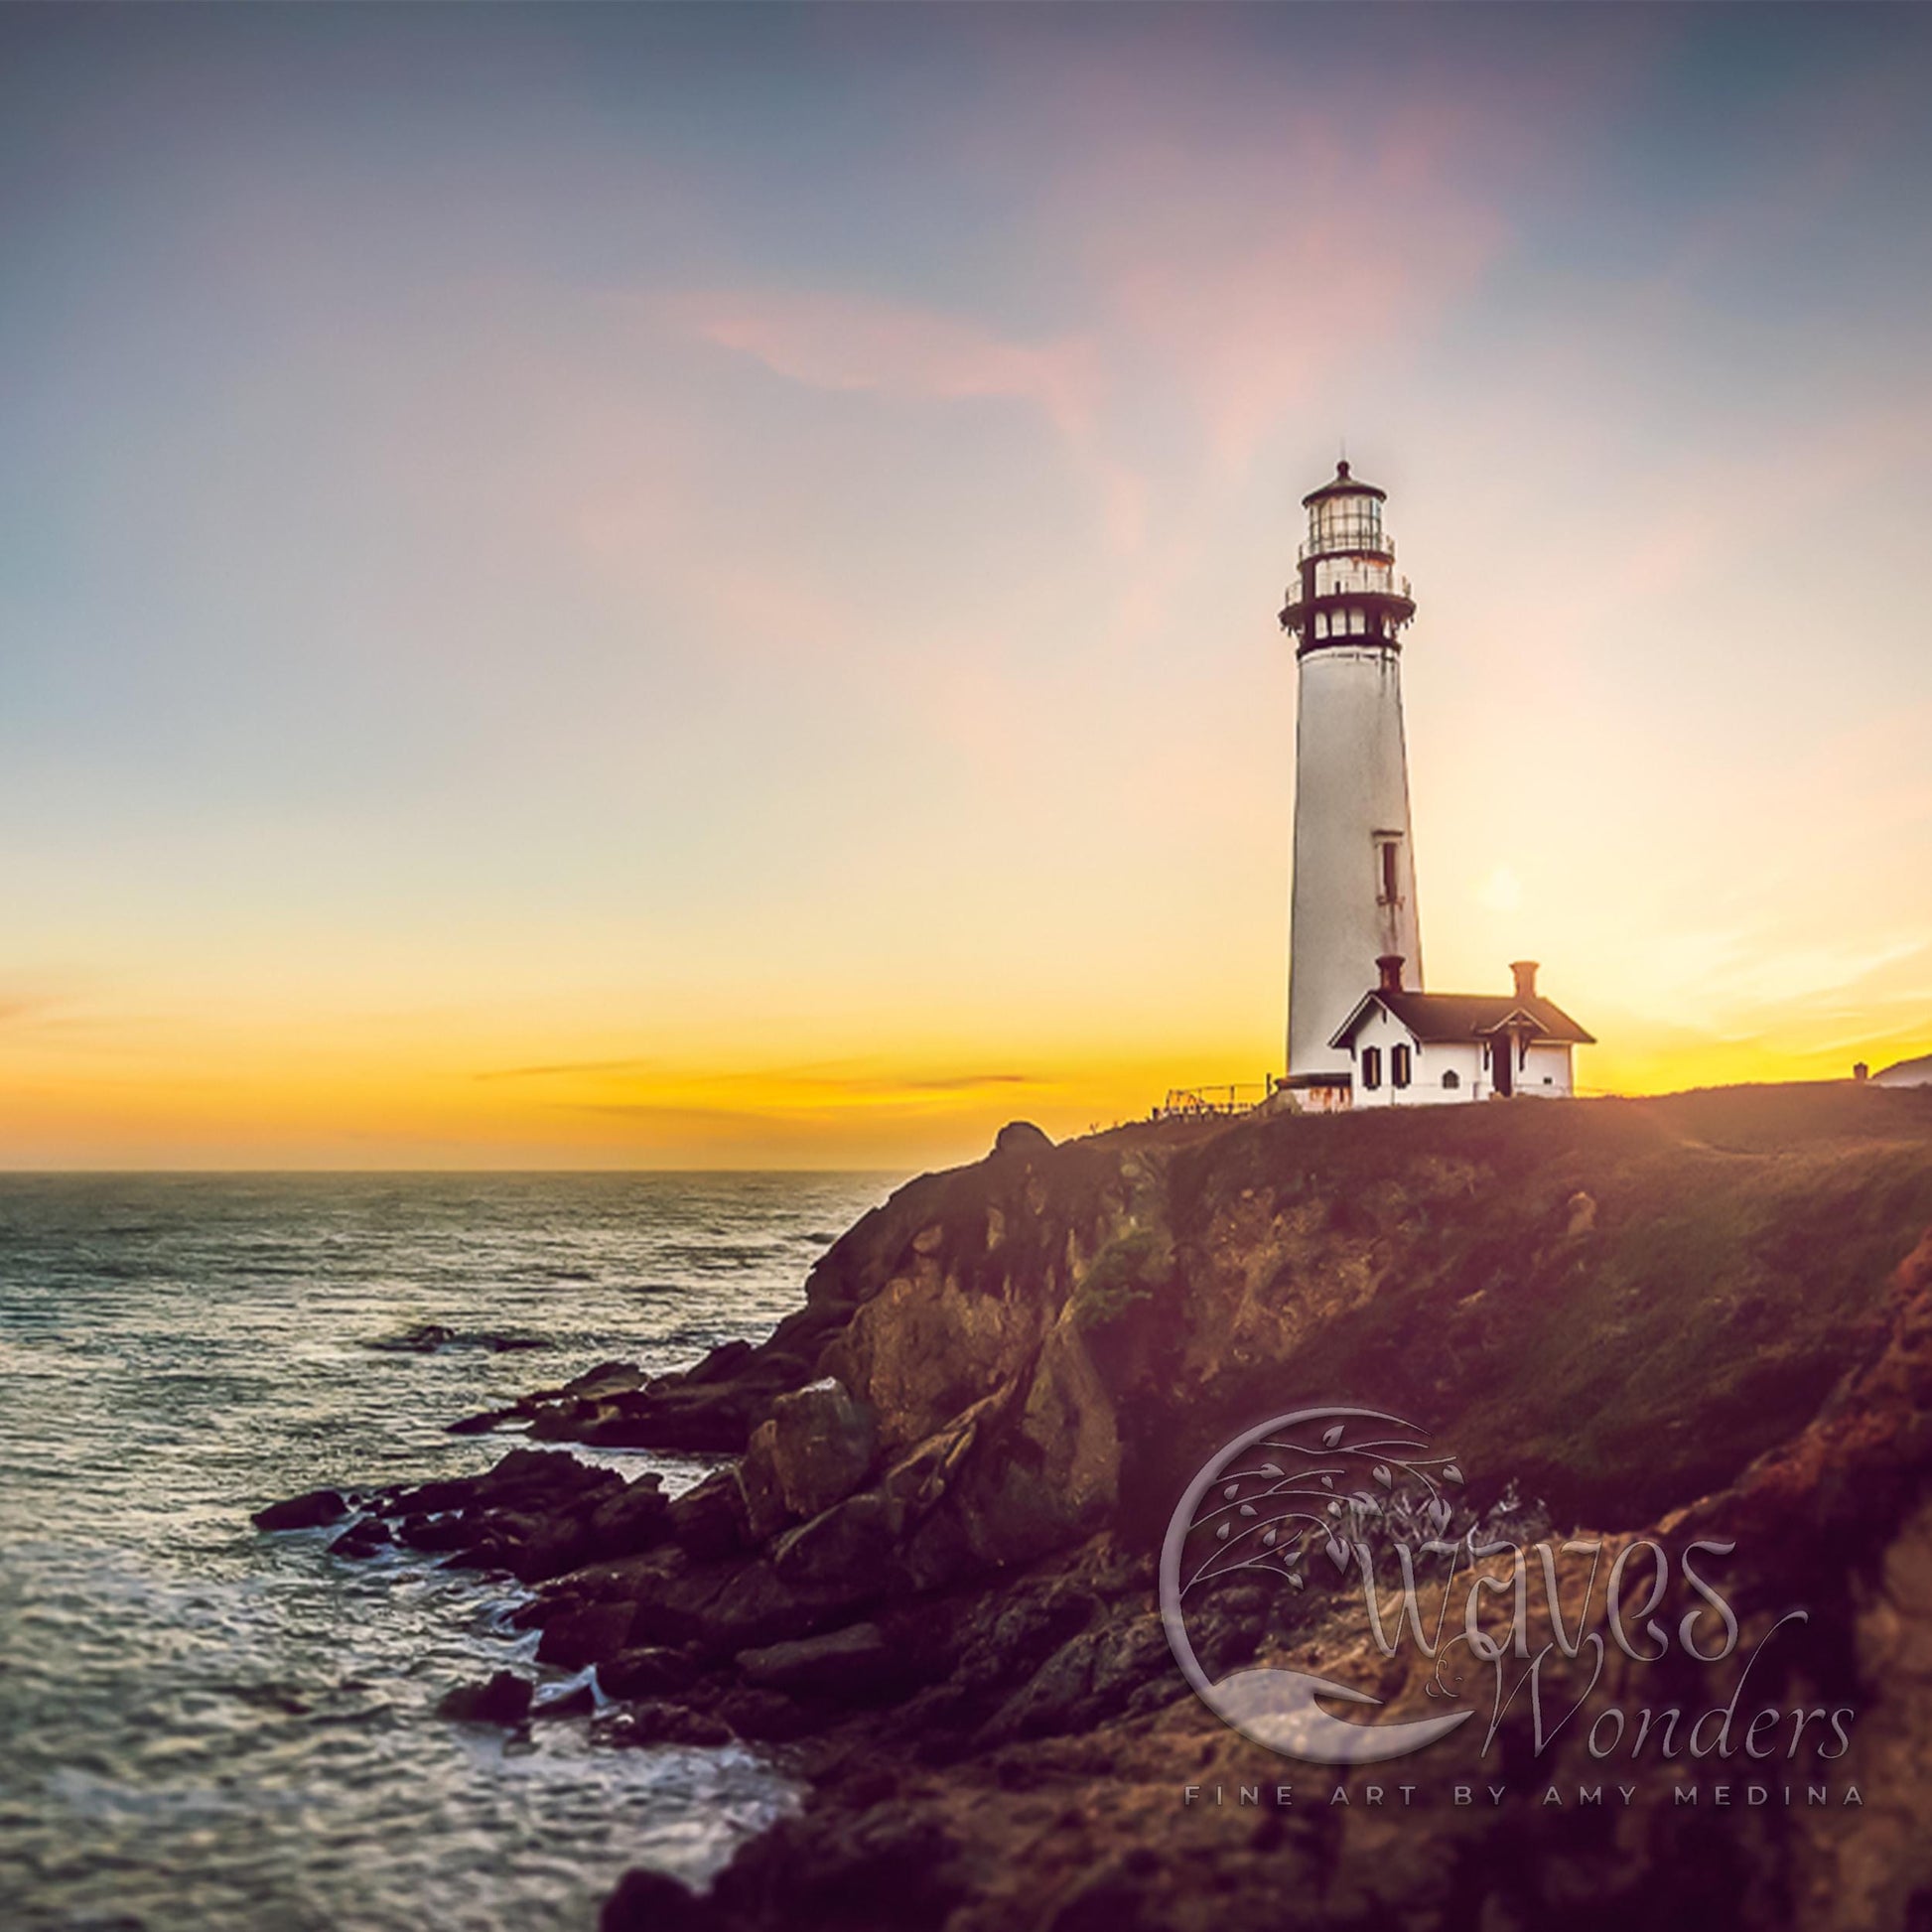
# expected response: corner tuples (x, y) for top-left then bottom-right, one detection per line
(1491, 1032), (1515, 1097)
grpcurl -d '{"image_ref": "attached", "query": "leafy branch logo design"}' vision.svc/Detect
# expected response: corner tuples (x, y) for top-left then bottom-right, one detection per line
(1158, 1406), (1478, 1764)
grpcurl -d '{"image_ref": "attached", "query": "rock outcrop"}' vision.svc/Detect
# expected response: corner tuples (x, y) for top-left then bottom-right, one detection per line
(266, 1085), (1932, 1931)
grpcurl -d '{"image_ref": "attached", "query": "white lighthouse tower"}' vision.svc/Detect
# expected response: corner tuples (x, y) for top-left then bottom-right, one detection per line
(1279, 461), (1423, 1105)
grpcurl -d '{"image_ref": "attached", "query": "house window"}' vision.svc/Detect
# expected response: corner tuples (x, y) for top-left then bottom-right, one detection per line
(1442, 1069), (1460, 1090)
(1378, 839), (1400, 905)
(1391, 1043), (1412, 1088)
(1361, 1046), (1382, 1091)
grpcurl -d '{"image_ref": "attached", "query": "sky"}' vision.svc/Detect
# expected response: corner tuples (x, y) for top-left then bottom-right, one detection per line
(1, 3), (1929, 1170)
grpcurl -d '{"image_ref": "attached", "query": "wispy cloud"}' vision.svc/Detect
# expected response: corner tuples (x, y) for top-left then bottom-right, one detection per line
(481, 1056), (1038, 1097)
(661, 288), (1103, 441)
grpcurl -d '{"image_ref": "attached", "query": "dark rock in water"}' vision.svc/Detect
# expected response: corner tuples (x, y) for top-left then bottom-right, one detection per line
(366, 1322), (549, 1355)
(315, 1447), (629, 1582)
(597, 1699), (737, 1750)
(599, 1867), (711, 1932)
(599, 1644), (702, 1700)
(735, 1620), (889, 1698)
(485, 1512), (596, 1586)
(467, 1333), (830, 1452)
(709, 1684), (819, 1742)
(329, 1516), (393, 1560)
(687, 1338), (757, 1385)
(252, 1488), (347, 1532)
(447, 1407), (517, 1436)
(365, 1321), (456, 1353)
(536, 1600), (637, 1671)
(586, 1472), (672, 1561)
(396, 1511), (470, 1552)
(437, 1670), (532, 1726)
(993, 1119), (1054, 1158)
(564, 1360), (648, 1400)
(707, 1805), (968, 1928)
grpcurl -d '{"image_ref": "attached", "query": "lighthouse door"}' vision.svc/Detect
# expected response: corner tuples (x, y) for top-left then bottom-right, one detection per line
(1490, 1034), (1515, 1098)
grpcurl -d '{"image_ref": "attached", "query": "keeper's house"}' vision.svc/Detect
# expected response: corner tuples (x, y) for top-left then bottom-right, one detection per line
(1328, 957), (1595, 1108)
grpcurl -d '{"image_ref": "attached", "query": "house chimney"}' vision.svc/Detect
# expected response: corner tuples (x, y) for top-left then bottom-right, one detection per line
(1510, 960), (1540, 1001)
(1376, 954), (1405, 995)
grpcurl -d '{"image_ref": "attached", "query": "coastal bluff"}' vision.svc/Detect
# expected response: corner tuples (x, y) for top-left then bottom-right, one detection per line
(272, 1082), (1932, 1929)
(469, 1081), (1932, 1541)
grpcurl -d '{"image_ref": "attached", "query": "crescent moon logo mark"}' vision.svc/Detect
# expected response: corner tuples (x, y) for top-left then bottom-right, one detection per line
(1159, 1405), (1473, 1764)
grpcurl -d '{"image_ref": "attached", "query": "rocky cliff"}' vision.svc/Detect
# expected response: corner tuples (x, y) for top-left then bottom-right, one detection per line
(277, 1082), (1932, 1930)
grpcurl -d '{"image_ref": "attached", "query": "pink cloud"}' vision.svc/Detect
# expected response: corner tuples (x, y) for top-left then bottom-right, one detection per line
(1046, 118), (1509, 472)
(660, 288), (1104, 441)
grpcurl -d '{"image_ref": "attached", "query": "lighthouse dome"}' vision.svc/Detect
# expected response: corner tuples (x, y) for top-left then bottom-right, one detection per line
(1300, 459), (1388, 507)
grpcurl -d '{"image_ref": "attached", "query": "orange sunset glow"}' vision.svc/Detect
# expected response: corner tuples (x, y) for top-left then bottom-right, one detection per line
(2, 6), (1928, 1167)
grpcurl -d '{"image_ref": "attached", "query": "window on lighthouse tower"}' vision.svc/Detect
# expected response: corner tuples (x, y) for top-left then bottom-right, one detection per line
(1377, 839), (1401, 906)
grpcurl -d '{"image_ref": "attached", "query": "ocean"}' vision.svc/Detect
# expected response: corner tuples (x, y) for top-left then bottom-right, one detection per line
(0, 1172), (897, 1932)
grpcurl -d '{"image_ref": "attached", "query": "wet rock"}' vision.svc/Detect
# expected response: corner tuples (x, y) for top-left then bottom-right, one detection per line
(368, 1447), (627, 1580)
(600, 1867), (712, 1932)
(711, 1683), (821, 1742)
(366, 1322), (548, 1354)
(563, 1361), (648, 1400)
(252, 1488), (347, 1532)
(397, 1511), (470, 1552)
(736, 1621), (889, 1698)
(476, 1446), (614, 1502)
(367, 1321), (456, 1353)
(770, 1490), (897, 1590)
(667, 1469), (751, 1560)
(437, 1670), (532, 1726)
(446, 1408), (513, 1436)
(329, 1516), (393, 1560)
(586, 1472), (672, 1560)
(599, 1862), (715, 1924)
(599, 1645), (703, 1700)
(487, 1514), (596, 1585)
(766, 1378), (878, 1520)
(536, 1600), (637, 1671)
(712, 1804), (969, 1929)
(735, 1421), (792, 1541)
(597, 1699), (737, 1749)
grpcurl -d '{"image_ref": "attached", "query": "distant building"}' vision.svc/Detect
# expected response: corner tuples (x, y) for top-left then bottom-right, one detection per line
(1276, 462), (1593, 1109)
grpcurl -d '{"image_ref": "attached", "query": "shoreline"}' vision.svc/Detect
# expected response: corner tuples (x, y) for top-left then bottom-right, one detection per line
(260, 1083), (1932, 1931)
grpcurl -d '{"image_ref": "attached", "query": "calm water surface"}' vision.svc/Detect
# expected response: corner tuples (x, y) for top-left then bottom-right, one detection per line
(0, 1173), (895, 1931)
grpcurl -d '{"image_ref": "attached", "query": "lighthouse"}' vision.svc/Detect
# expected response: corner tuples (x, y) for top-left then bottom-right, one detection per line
(1279, 461), (1423, 1104)
(1274, 461), (1595, 1108)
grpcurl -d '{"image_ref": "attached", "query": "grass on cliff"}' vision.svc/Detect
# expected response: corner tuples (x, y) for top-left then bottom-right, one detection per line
(1133, 1082), (1932, 1531)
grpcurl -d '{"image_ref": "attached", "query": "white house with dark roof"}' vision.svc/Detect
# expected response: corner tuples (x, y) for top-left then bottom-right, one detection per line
(1327, 957), (1595, 1107)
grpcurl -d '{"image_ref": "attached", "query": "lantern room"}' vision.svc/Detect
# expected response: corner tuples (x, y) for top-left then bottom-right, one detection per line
(1279, 460), (1417, 653)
